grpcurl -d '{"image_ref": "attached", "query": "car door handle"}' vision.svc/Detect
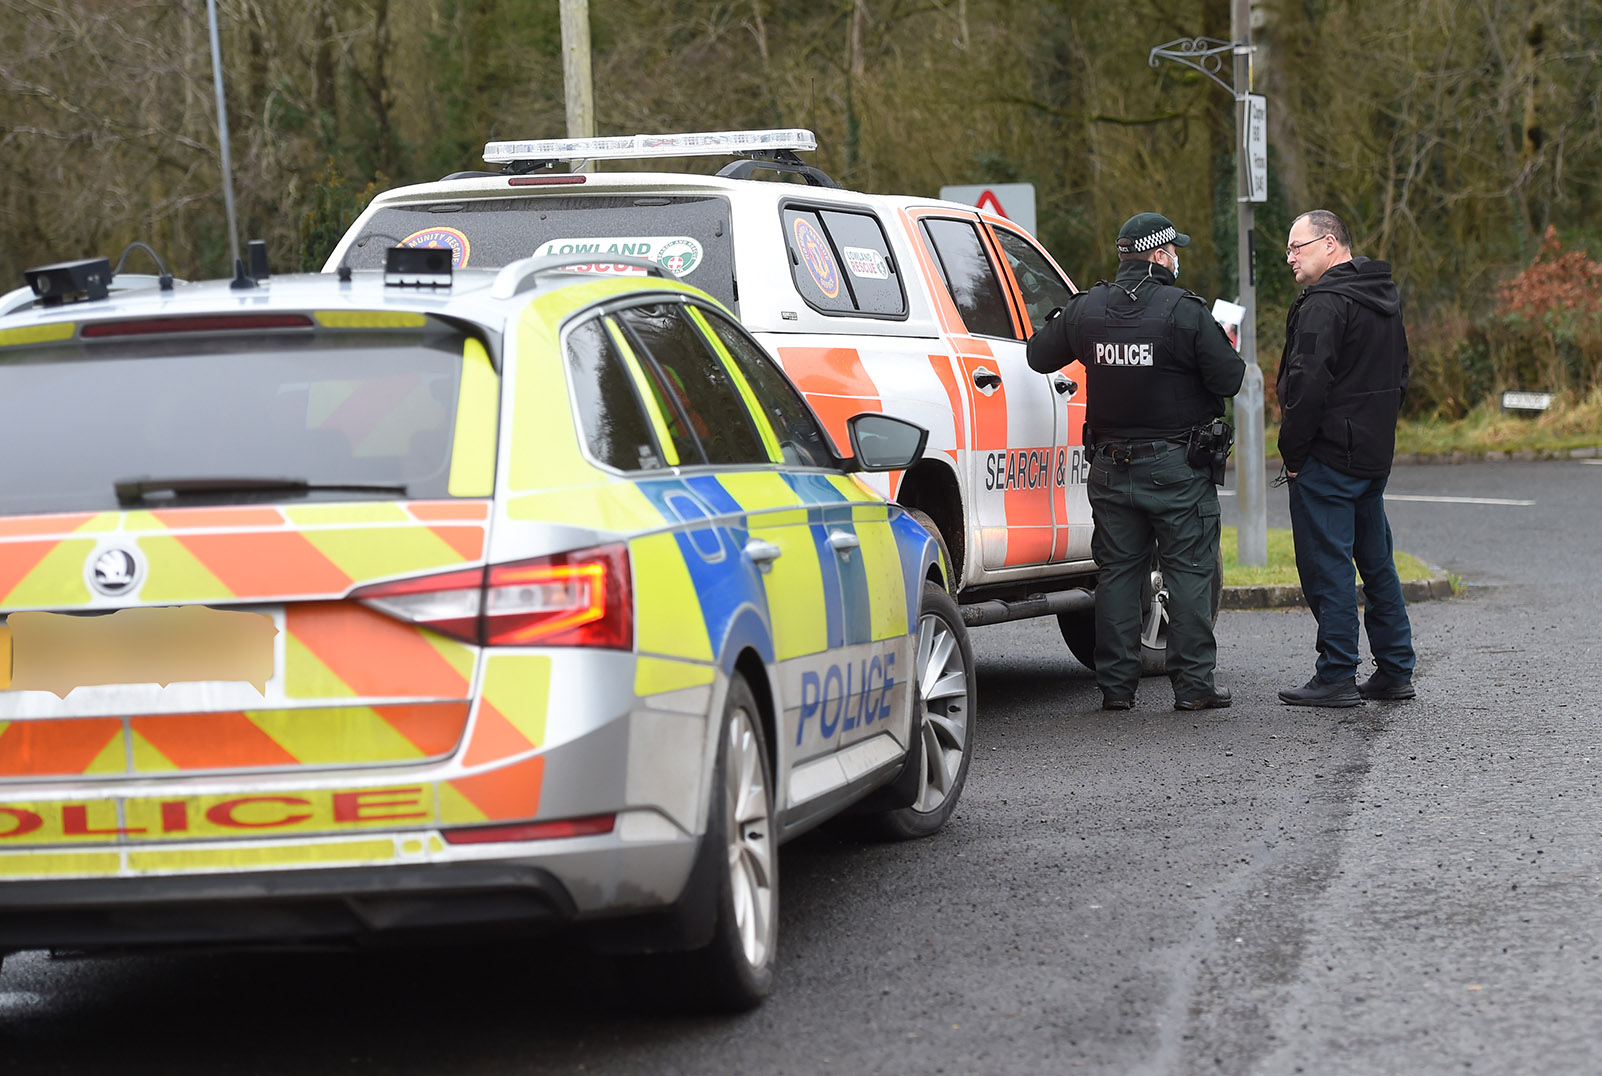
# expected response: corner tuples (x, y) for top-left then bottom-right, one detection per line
(971, 367), (1001, 395)
(745, 538), (783, 572)
(1053, 375), (1078, 396)
(827, 529), (860, 555)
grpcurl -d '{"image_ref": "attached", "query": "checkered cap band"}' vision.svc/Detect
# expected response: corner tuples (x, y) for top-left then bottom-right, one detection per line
(1128, 226), (1177, 253)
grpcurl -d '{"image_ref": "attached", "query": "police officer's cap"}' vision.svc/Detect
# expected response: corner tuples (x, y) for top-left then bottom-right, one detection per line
(1116, 212), (1191, 254)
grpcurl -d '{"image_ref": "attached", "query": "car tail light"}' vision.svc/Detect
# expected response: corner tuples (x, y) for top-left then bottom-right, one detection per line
(352, 542), (632, 649)
(441, 813), (615, 845)
(507, 175), (588, 186)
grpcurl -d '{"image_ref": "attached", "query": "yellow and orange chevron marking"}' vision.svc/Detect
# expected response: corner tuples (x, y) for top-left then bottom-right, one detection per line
(0, 502), (490, 610)
(0, 704), (471, 780)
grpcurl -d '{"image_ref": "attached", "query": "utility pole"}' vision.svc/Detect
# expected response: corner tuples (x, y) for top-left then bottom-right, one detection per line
(1149, 5), (1268, 566)
(559, 0), (595, 171)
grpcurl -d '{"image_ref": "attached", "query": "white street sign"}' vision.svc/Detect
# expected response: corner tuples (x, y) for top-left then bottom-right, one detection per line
(939, 182), (1037, 236)
(1244, 94), (1268, 203)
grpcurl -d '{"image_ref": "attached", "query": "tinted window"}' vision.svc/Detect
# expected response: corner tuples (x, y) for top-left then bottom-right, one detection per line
(696, 308), (838, 467)
(819, 209), (906, 316)
(995, 229), (1075, 334)
(921, 218), (1016, 339)
(615, 303), (766, 466)
(344, 195), (737, 308)
(783, 208), (854, 314)
(781, 206), (908, 319)
(0, 324), (476, 516)
(565, 317), (663, 471)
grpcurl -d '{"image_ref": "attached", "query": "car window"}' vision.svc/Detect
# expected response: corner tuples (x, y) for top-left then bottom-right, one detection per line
(994, 229), (1075, 335)
(693, 307), (839, 467)
(614, 302), (767, 466)
(343, 195), (738, 308)
(564, 316), (665, 471)
(920, 217), (1016, 340)
(0, 324), (482, 516)
(780, 205), (908, 319)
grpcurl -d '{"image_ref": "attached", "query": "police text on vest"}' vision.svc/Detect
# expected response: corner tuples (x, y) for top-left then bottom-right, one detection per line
(1094, 342), (1154, 366)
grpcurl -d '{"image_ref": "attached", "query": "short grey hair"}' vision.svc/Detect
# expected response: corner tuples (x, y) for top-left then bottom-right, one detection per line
(1293, 210), (1352, 250)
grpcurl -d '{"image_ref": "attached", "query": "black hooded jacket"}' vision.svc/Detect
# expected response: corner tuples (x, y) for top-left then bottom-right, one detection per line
(1276, 257), (1410, 478)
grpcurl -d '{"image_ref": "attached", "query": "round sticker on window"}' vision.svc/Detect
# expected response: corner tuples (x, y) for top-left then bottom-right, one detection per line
(655, 237), (703, 277)
(399, 227), (471, 267)
(792, 218), (841, 300)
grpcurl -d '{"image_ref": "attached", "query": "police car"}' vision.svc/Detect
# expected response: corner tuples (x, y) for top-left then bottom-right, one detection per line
(0, 246), (975, 1010)
(327, 128), (1211, 674)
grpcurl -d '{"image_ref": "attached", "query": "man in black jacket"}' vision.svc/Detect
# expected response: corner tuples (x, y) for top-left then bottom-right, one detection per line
(1028, 212), (1244, 711)
(1276, 210), (1416, 707)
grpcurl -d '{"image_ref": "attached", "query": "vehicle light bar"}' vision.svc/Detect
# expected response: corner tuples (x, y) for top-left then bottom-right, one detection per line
(483, 128), (816, 165)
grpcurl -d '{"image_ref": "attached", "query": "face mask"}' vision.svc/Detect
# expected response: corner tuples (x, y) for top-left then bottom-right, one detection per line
(1166, 251), (1180, 280)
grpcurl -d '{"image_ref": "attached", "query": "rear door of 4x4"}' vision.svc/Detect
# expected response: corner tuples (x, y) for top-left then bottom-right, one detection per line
(909, 211), (1065, 573)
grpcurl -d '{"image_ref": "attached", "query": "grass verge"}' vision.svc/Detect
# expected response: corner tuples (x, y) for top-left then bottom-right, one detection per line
(1220, 526), (1431, 588)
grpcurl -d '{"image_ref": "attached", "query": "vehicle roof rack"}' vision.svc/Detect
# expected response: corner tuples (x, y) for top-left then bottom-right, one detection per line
(480, 128), (837, 187)
(491, 253), (667, 299)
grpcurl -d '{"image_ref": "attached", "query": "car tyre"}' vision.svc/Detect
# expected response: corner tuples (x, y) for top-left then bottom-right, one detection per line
(903, 506), (956, 592)
(673, 672), (777, 1011)
(859, 582), (976, 840)
(1059, 546), (1223, 676)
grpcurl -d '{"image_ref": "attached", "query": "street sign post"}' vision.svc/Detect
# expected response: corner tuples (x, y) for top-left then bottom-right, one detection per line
(1244, 93), (1268, 203)
(939, 183), (1037, 236)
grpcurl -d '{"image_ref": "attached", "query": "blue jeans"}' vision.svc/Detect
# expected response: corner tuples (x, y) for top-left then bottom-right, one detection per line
(1287, 457), (1416, 683)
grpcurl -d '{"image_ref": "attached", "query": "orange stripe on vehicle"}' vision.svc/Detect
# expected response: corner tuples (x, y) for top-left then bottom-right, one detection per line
(776, 347), (878, 398)
(408, 501), (490, 521)
(447, 755), (545, 822)
(0, 718), (122, 778)
(373, 703), (471, 758)
(0, 514), (96, 539)
(1003, 527), (1055, 566)
(150, 507), (286, 530)
(177, 532), (351, 599)
(426, 525), (486, 560)
(0, 540), (56, 604)
(460, 700), (536, 767)
(286, 603), (470, 699)
(959, 356), (1009, 451)
(130, 712), (299, 771)
(927, 355), (966, 450)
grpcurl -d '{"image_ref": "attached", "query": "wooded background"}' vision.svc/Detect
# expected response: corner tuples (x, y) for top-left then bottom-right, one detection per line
(3, 0), (1599, 416)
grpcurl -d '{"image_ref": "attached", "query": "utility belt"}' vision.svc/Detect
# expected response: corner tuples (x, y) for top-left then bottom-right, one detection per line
(1088, 420), (1235, 483)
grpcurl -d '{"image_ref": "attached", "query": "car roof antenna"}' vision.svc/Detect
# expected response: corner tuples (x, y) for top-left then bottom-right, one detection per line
(206, 0), (254, 290)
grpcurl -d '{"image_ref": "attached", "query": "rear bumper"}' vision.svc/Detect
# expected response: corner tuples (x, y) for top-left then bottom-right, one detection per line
(0, 821), (701, 952)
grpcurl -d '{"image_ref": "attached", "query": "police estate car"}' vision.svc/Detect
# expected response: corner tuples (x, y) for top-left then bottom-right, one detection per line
(0, 246), (975, 1010)
(327, 128), (1212, 675)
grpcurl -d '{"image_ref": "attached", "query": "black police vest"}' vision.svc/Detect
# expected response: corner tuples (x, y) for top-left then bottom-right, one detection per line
(1076, 281), (1214, 440)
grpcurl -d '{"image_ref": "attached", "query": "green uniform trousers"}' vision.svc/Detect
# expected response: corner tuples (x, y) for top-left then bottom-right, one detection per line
(1087, 441), (1222, 700)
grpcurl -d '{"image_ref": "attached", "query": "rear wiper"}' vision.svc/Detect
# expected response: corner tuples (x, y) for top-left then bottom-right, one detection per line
(114, 476), (408, 506)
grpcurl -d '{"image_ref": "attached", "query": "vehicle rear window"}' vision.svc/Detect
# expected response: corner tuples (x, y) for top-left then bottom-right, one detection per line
(342, 195), (737, 308)
(0, 323), (484, 516)
(921, 217), (1016, 339)
(781, 205), (906, 318)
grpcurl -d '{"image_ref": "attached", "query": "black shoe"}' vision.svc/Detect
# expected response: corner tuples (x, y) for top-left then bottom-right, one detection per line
(1175, 687), (1232, 711)
(1102, 695), (1134, 711)
(1357, 670), (1415, 700)
(1278, 677), (1362, 707)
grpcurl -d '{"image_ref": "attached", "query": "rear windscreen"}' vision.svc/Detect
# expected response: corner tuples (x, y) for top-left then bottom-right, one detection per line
(0, 325), (480, 516)
(343, 195), (737, 308)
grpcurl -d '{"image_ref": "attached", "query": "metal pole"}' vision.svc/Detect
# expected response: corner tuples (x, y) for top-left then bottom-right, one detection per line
(1232, 0), (1267, 565)
(560, 0), (596, 172)
(206, 0), (243, 277)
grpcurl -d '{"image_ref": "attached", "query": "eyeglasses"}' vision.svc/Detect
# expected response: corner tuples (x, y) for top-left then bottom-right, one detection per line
(1286, 235), (1330, 259)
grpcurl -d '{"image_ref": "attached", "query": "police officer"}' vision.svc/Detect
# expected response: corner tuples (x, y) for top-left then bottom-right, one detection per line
(1027, 212), (1245, 711)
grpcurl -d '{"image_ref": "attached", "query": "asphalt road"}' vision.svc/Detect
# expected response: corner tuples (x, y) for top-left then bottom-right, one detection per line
(2, 459), (1598, 1075)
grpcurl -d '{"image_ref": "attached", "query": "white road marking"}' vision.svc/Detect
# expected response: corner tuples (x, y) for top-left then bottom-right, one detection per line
(1579, 459), (1602, 466)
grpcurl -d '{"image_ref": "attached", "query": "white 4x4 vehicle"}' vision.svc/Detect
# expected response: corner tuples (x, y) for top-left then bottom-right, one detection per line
(329, 129), (1198, 671)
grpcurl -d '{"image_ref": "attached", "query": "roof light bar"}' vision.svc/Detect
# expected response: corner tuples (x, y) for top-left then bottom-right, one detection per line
(483, 128), (816, 165)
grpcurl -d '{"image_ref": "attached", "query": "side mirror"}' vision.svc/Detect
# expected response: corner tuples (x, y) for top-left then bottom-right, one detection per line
(845, 413), (928, 472)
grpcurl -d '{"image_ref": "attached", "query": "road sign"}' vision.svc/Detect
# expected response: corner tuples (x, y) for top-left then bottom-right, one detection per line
(939, 183), (1037, 236)
(1243, 94), (1267, 203)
